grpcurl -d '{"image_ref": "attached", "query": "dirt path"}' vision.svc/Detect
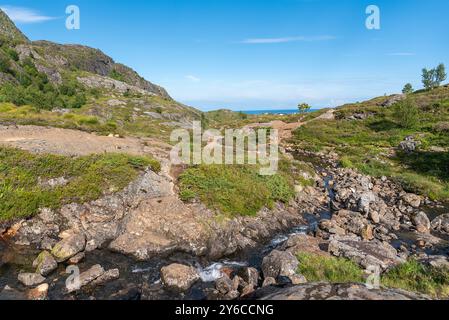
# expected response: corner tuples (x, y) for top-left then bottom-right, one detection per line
(0, 125), (172, 158)
(244, 109), (335, 141)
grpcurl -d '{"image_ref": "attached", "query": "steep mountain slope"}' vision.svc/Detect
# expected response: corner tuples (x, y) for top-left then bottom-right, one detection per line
(0, 9), (28, 42)
(0, 9), (201, 140)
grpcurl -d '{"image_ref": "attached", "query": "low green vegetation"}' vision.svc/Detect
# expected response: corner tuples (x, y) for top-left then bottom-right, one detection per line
(0, 146), (159, 221)
(292, 86), (449, 201)
(296, 253), (449, 298)
(0, 42), (88, 110)
(179, 164), (295, 217)
(383, 260), (449, 298)
(392, 98), (419, 129)
(297, 253), (365, 283)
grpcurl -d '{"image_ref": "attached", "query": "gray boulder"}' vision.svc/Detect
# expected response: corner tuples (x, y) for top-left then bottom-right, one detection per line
(261, 250), (299, 279)
(51, 232), (86, 262)
(18, 273), (46, 287)
(412, 212), (431, 233)
(66, 264), (105, 293)
(328, 239), (403, 271)
(33, 251), (58, 276)
(431, 214), (449, 234)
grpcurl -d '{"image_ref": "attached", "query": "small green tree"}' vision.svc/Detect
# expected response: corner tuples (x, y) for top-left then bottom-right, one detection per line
(422, 64), (447, 90)
(422, 68), (436, 90)
(393, 98), (420, 129)
(436, 63), (447, 85)
(298, 103), (311, 114)
(402, 83), (414, 94)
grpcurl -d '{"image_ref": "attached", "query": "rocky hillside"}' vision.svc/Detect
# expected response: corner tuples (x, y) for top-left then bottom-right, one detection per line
(0, 9), (201, 140)
(0, 9), (28, 42)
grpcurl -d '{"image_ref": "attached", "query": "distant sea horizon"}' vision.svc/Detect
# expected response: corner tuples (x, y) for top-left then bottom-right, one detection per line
(240, 109), (318, 115)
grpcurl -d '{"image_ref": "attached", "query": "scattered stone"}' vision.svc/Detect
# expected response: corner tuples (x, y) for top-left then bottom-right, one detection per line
(358, 192), (376, 215)
(33, 251), (58, 276)
(215, 276), (234, 295)
(241, 285), (255, 296)
(425, 256), (449, 269)
(402, 194), (422, 208)
(237, 267), (259, 288)
(288, 274), (307, 285)
(51, 233), (86, 262)
(262, 277), (276, 287)
(399, 136), (421, 153)
(18, 273), (46, 287)
(431, 214), (449, 234)
(90, 269), (120, 286)
(27, 284), (49, 300)
(261, 250), (299, 279)
(370, 211), (380, 224)
(66, 264), (105, 293)
(160, 264), (200, 292)
(68, 252), (85, 265)
(412, 212), (431, 233)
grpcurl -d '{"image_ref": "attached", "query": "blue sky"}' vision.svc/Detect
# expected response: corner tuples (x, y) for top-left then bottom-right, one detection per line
(1, 0), (448, 111)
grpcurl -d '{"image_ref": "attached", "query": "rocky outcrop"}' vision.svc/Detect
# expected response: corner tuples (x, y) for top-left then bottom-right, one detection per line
(328, 238), (404, 271)
(256, 283), (430, 300)
(380, 94), (405, 108)
(399, 136), (421, 153)
(0, 9), (29, 42)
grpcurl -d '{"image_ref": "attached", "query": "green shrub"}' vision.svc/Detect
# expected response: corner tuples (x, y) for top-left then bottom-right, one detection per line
(6, 48), (19, 61)
(109, 69), (125, 82)
(392, 98), (420, 129)
(0, 53), (11, 73)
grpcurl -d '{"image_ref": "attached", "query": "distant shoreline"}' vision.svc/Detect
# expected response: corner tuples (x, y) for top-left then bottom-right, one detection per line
(240, 109), (318, 115)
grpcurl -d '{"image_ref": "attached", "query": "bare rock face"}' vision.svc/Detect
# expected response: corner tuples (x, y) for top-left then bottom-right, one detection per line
(431, 214), (449, 234)
(380, 94), (405, 108)
(261, 250), (299, 279)
(160, 264), (200, 292)
(109, 197), (208, 260)
(257, 283), (430, 300)
(51, 233), (86, 263)
(280, 234), (329, 257)
(33, 251), (58, 276)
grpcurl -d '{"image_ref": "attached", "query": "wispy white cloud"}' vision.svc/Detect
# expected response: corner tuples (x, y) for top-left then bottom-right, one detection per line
(0, 5), (56, 24)
(185, 75), (201, 82)
(241, 35), (336, 44)
(387, 52), (416, 56)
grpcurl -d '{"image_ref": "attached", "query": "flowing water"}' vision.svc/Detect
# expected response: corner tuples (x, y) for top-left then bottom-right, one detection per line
(1, 155), (447, 300)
